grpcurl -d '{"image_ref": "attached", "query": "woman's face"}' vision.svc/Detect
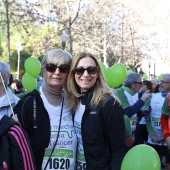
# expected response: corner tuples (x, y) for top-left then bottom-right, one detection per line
(142, 83), (148, 92)
(43, 63), (69, 91)
(74, 57), (98, 92)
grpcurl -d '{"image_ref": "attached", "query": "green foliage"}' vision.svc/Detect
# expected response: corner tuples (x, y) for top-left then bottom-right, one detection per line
(10, 49), (32, 77)
(1, 0), (158, 72)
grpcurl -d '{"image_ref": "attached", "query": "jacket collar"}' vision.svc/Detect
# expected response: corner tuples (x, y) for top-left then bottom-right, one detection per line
(81, 87), (94, 108)
(122, 86), (136, 96)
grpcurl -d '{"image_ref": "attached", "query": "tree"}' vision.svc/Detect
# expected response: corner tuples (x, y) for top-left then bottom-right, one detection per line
(1, 0), (169, 75)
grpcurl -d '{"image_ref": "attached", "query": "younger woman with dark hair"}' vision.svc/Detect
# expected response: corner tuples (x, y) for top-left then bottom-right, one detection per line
(135, 79), (153, 145)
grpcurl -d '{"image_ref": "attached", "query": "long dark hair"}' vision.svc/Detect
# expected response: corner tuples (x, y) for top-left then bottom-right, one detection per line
(143, 80), (154, 93)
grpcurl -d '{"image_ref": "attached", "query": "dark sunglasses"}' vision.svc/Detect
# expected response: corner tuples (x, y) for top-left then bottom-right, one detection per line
(45, 63), (70, 73)
(134, 82), (143, 86)
(73, 66), (98, 75)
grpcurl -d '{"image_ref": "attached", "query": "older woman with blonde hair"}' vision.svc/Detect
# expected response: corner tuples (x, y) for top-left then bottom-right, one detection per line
(14, 49), (77, 170)
(67, 51), (127, 170)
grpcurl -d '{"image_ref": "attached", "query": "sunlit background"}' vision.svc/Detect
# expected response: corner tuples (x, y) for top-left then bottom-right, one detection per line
(0, 0), (170, 79)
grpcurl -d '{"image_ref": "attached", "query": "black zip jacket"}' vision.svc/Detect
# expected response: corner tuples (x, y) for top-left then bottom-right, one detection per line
(0, 115), (36, 170)
(80, 89), (128, 170)
(13, 89), (51, 170)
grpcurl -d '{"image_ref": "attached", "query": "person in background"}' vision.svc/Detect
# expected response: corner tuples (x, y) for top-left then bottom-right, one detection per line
(13, 49), (77, 170)
(37, 76), (43, 90)
(116, 73), (150, 144)
(67, 52), (127, 170)
(0, 61), (19, 117)
(154, 84), (160, 93)
(0, 61), (36, 169)
(151, 78), (158, 92)
(159, 73), (170, 170)
(124, 114), (133, 148)
(146, 75), (170, 170)
(135, 79), (153, 145)
(8, 73), (14, 92)
(14, 80), (25, 94)
(113, 88), (133, 148)
(11, 78), (18, 92)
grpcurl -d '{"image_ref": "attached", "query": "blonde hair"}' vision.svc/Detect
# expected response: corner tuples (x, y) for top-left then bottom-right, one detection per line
(41, 49), (72, 91)
(41, 49), (72, 68)
(67, 52), (120, 111)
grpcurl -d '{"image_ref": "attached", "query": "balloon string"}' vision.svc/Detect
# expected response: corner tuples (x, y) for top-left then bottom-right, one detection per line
(0, 72), (14, 116)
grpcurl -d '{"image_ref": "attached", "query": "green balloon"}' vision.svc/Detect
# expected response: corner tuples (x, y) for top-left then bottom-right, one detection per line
(99, 61), (109, 79)
(24, 57), (41, 78)
(158, 74), (163, 81)
(121, 144), (160, 170)
(22, 73), (37, 92)
(107, 64), (127, 88)
(143, 73), (148, 79)
(105, 67), (111, 81)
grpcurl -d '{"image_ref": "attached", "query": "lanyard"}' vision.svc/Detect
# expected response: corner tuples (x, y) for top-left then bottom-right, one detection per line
(44, 97), (64, 170)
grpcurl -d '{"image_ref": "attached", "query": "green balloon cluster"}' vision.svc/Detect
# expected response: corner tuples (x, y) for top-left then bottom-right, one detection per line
(24, 57), (41, 78)
(99, 61), (127, 88)
(22, 57), (41, 92)
(121, 144), (160, 170)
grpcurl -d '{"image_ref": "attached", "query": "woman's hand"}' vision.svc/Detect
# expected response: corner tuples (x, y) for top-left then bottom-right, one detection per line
(151, 134), (159, 143)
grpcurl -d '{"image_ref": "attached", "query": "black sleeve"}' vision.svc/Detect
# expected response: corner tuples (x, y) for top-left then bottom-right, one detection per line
(13, 91), (50, 170)
(8, 125), (36, 170)
(124, 99), (144, 118)
(103, 98), (128, 170)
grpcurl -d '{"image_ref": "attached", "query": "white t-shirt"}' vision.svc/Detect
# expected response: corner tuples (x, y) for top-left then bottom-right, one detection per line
(74, 101), (86, 170)
(0, 95), (6, 104)
(40, 89), (77, 170)
(147, 93), (166, 146)
(124, 90), (138, 131)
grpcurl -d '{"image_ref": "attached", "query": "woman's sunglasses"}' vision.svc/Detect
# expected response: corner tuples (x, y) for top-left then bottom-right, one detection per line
(45, 63), (70, 73)
(73, 66), (98, 75)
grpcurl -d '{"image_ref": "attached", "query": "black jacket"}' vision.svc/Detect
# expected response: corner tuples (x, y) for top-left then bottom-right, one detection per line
(13, 89), (51, 170)
(0, 115), (36, 170)
(80, 89), (128, 170)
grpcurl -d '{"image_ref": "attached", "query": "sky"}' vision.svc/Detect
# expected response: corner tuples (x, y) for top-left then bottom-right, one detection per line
(121, 0), (170, 76)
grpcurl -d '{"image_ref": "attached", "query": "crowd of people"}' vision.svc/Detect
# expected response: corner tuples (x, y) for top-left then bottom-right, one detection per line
(0, 49), (170, 170)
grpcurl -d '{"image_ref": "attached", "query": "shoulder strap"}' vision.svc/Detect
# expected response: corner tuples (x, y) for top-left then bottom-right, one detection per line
(33, 96), (37, 128)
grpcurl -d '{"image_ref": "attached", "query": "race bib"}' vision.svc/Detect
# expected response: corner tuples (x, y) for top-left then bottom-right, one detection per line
(151, 117), (161, 130)
(75, 151), (86, 170)
(42, 148), (74, 170)
(74, 102), (86, 170)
